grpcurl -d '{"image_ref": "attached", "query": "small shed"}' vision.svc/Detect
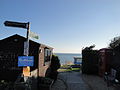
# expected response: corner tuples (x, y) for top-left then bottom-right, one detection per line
(0, 34), (53, 81)
(98, 48), (113, 77)
(73, 56), (82, 65)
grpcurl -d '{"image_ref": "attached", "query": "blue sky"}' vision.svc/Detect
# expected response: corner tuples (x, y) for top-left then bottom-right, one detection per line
(0, 0), (120, 53)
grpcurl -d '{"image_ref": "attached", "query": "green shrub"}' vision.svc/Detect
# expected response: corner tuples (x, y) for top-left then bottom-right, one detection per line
(45, 55), (61, 80)
(82, 45), (99, 74)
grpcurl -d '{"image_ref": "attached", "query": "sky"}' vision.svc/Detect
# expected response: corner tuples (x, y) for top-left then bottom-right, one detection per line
(0, 0), (120, 53)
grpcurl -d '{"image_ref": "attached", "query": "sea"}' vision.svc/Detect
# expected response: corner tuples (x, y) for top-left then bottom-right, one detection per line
(54, 53), (82, 65)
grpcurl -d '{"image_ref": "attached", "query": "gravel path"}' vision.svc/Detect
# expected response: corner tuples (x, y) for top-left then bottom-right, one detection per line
(82, 74), (120, 90)
(51, 71), (120, 90)
(51, 71), (91, 90)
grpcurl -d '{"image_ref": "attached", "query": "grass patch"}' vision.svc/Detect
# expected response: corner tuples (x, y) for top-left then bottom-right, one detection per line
(58, 68), (72, 72)
(58, 64), (81, 72)
(71, 68), (80, 71)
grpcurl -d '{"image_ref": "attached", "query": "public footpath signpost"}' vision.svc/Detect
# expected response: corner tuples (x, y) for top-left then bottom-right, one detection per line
(4, 21), (34, 81)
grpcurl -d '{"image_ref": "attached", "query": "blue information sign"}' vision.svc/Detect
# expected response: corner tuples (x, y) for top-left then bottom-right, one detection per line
(18, 56), (34, 67)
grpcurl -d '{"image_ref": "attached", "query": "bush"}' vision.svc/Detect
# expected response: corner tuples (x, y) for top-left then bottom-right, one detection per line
(82, 45), (99, 75)
(50, 55), (61, 71)
(45, 55), (60, 80)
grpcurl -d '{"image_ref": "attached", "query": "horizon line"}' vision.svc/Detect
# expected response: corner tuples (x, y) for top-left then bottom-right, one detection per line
(53, 52), (81, 54)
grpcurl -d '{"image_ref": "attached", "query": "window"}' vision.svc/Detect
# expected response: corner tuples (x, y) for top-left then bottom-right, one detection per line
(44, 48), (52, 63)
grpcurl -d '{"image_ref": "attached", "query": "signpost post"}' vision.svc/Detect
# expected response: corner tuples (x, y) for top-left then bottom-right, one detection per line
(4, 21), (32, 81)
(23, 22), (31, 79)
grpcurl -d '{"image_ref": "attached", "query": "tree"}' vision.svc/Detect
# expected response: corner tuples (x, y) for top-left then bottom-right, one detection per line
(83, 44), (95, 50)
(109, 36), (120, 49)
